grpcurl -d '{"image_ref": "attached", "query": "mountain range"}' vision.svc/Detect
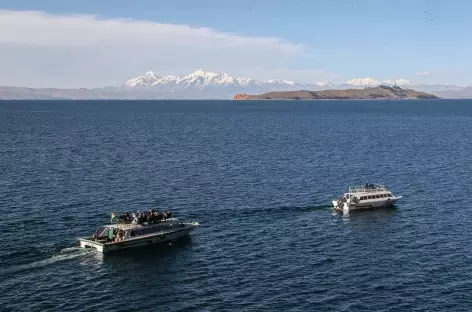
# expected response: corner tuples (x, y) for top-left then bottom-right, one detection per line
(0, 70), (471, 99)
(118, 70), (332, 98)
(119, 70), (467, 97)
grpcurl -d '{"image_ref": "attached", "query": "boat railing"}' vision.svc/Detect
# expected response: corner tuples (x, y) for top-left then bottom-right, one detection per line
(348, 185), (389, 193)
(110, 218), (179, 229)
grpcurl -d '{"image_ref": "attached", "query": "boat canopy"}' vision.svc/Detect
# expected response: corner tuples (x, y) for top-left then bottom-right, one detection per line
(348, 184), (389, 193)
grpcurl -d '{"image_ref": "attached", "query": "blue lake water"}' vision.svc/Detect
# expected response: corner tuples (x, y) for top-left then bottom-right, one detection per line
(1, 99), (472, 311)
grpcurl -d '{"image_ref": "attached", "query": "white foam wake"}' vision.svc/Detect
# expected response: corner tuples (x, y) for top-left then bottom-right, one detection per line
(1, 247), (90, 277)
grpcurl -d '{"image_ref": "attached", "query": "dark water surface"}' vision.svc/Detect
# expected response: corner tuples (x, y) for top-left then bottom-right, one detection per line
(1, 99), (472, 311)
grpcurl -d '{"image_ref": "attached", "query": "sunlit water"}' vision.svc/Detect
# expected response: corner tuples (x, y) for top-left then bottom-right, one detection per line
(1, 99), (472, 311)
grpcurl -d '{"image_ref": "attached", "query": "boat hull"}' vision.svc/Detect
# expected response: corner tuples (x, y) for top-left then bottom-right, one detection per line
(77, 225), (197, 253)
(333, 197), (402, 212)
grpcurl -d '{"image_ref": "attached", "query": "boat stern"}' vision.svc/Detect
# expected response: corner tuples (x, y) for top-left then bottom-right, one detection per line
(184, 221), (200, 233)
(389, 195), (402, 206)
(77, 238), (105, 253)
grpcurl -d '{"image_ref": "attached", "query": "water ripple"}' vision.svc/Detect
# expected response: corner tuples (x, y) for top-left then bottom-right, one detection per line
(1, 100), (472, 311)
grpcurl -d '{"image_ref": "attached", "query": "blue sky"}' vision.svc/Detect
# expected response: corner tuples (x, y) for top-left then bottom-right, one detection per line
(0, 0), (471, 87)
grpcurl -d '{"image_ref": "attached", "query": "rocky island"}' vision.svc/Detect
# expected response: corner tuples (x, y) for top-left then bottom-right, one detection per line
(232, 85), (439, 100)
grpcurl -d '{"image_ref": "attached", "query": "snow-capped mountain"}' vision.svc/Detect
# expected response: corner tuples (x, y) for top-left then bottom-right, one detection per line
(342, 78), (467, 94)
(124, 71), (178, 88)
(346, 77), (381, 87)
(315, 80), (334, 87)
(122, 70), (293, 89)
(119, 70), (330, 98)
(117, 70), (467, 99)
(345, 77), (413, 87)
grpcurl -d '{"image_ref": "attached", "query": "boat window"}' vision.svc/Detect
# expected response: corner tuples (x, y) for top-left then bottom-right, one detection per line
(95, 227), (107, 237)
(361, 196), (366, 200)
(131, 231), (135, 237)
(102, 228), (113, 238)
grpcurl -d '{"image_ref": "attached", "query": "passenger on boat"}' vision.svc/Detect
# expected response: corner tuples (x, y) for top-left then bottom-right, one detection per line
(115, 209), (174, 225)
(93, 229), (99, 240)
(118, 212), (133, 224)
(155, 211), (164, 223)
(113, 229), (124, 242)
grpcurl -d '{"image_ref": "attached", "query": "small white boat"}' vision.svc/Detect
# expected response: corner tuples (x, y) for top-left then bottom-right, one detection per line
(332, 184), (402, 213)
(77, 215), (199, 253)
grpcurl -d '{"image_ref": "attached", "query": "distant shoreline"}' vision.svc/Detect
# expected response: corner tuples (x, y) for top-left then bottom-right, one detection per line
(1, 84), (472, 100)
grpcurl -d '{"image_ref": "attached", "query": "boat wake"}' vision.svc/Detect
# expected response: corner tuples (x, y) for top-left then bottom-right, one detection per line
(289, 204), (333, 212)
(1, 246), (90, 278)
(259, 204), (333, 216)
(222, 203), (334, 219)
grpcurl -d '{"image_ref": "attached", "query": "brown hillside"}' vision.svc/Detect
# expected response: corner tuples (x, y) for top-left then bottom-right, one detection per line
(233, 85), (439, 100)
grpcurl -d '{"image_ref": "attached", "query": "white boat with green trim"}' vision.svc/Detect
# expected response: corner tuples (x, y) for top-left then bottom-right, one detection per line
(77, 213), (199, 253)
(332, 184), (402, 213)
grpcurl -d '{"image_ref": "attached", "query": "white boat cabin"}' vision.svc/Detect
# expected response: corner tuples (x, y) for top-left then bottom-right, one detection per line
(343, 184), (394, 202)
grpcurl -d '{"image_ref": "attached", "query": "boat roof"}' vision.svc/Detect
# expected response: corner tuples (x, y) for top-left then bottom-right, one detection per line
(347, 184), (391, 194)
(105, 217), (181, 230)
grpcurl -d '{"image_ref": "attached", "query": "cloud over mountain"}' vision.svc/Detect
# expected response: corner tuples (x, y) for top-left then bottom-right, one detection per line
(0, 10), (320, 88)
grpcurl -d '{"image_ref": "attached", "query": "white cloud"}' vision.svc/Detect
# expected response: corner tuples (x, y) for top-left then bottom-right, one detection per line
(0, 10), (320, 88)
(416, 71), (432, 76)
